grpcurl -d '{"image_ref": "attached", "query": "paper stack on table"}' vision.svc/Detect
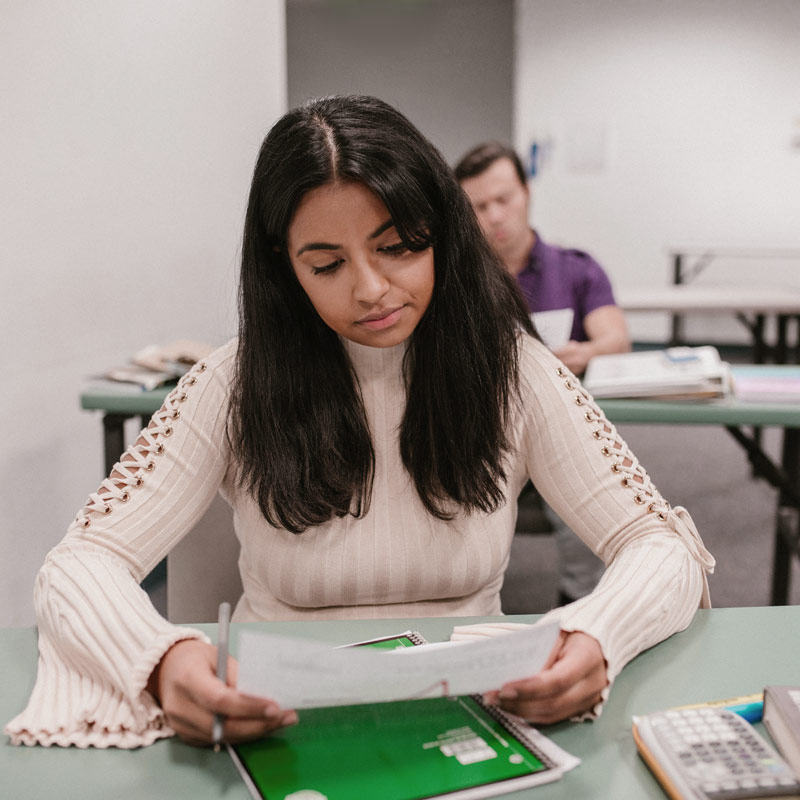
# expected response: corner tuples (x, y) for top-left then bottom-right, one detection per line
(97, 339), (214, 390)
(583, 346), (732, 400)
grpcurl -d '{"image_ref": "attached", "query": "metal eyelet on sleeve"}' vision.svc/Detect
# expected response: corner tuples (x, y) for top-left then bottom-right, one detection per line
(556, 371), (674, 520)
(75, 360), (208, 529)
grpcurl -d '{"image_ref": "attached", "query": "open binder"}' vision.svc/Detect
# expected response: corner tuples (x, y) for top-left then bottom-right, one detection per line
(227, 632), (569, 800)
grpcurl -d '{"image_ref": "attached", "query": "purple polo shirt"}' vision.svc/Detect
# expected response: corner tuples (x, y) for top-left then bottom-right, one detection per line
(516, 231), (617, 342)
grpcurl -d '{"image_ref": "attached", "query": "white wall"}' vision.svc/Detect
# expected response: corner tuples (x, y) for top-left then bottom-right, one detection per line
(515, 0), (800, 342)
(0, 1), (286, 626)
(287, 0), (514, 165)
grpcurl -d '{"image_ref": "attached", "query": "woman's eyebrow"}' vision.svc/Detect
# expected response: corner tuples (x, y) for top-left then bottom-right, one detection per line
(295, 219), (395, 256)
(369, 219), (394, 239)
(296, 241), (339, 256)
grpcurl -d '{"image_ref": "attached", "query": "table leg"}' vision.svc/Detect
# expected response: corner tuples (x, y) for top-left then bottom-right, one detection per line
(725, 425), (800, 605)
(752, 314), (767, 363)
(669, 253), (684, 346)
(776, 315), (790, 364)
(773, 428), (800, 605)
(102, 413), (129, 476)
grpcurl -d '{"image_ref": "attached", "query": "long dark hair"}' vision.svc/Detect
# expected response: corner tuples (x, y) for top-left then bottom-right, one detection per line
(229, 95), (534, 533)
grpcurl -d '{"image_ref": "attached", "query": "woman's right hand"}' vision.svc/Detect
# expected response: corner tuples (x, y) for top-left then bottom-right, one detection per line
(147, 639), (297, 747)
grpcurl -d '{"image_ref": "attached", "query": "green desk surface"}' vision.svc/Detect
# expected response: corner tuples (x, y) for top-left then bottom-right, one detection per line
(3, 608), (799, 799)
(80, 366), (800, 427)
(597, 396), (800, 426)
(81, 385), (171, 414)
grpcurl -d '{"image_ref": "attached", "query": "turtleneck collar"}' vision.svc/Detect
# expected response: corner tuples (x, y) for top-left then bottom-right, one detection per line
(342, 337), (407, 377)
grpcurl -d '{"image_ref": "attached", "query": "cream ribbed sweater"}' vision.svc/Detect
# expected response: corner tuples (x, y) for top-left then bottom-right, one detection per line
(5, 334), (714, 747)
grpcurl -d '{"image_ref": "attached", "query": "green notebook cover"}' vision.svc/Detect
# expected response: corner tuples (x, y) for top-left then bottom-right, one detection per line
(228, 632), (562, 800)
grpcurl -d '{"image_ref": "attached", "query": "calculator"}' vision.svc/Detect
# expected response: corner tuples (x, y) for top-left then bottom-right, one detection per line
(633, 707), (800, 799)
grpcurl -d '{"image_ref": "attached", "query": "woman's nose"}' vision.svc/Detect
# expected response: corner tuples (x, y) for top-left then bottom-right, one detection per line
(352, 259), (391, 305)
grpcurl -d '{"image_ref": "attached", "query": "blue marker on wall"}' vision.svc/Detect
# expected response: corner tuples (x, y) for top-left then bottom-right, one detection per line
(529, 142), (539, 178)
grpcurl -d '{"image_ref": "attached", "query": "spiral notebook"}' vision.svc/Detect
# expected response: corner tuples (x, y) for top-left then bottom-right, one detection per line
(227, 631), (570, 800)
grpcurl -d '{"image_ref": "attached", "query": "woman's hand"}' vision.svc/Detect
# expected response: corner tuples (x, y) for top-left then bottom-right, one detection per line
(147, 639), (297, 747)
(484, 630), (608, 724)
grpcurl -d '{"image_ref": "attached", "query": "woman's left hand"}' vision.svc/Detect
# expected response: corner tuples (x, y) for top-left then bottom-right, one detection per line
(484, 630), (608, 724)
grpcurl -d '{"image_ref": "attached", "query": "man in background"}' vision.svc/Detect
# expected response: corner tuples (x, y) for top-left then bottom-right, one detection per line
(455, 141), (631, 604)
(455, 142), (629, 375)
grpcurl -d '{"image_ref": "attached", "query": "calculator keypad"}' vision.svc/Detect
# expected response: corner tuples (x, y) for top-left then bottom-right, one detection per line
(651, 708), (800, 799)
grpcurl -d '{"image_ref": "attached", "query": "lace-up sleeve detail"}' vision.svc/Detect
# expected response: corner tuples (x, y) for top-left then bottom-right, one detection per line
(546, 362), (714, 582)
(75, 363), (205, 531)
(557, 364), (678, 522)
(515, 336), (715, 711)
(5, 341), (238, 748)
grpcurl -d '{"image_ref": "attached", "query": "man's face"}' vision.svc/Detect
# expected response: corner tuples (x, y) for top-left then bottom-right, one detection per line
(460, 157), (531, 261)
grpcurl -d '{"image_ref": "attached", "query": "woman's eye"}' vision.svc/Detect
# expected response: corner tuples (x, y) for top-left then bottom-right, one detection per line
(379, 242), (409, 256)
(312, 260), (342, 275)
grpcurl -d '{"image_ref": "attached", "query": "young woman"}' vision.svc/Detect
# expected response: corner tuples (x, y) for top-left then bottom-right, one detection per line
(6, 95), (714, 749)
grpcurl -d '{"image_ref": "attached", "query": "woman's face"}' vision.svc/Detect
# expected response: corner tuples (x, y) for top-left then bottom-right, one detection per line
(287, 181), (435, 348)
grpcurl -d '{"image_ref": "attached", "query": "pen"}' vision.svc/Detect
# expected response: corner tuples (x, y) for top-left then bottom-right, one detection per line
(212, 601), (231, 752)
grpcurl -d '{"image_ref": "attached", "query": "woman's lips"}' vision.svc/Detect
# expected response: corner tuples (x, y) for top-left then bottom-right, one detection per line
(356, 306), (404, 330)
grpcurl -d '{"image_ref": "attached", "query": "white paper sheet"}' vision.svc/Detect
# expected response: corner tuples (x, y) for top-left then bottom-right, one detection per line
(236, 623), (561, 709)
(531, 308), (574, 349)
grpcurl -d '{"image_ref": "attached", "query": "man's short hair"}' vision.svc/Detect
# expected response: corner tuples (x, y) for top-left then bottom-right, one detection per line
(454, 142), (526, 186)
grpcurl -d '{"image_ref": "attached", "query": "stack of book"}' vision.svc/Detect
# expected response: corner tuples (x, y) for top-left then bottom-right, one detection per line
(92, 340), (214, 391)
(764, 685), (800, 776)
(582, 346), (732, 401)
